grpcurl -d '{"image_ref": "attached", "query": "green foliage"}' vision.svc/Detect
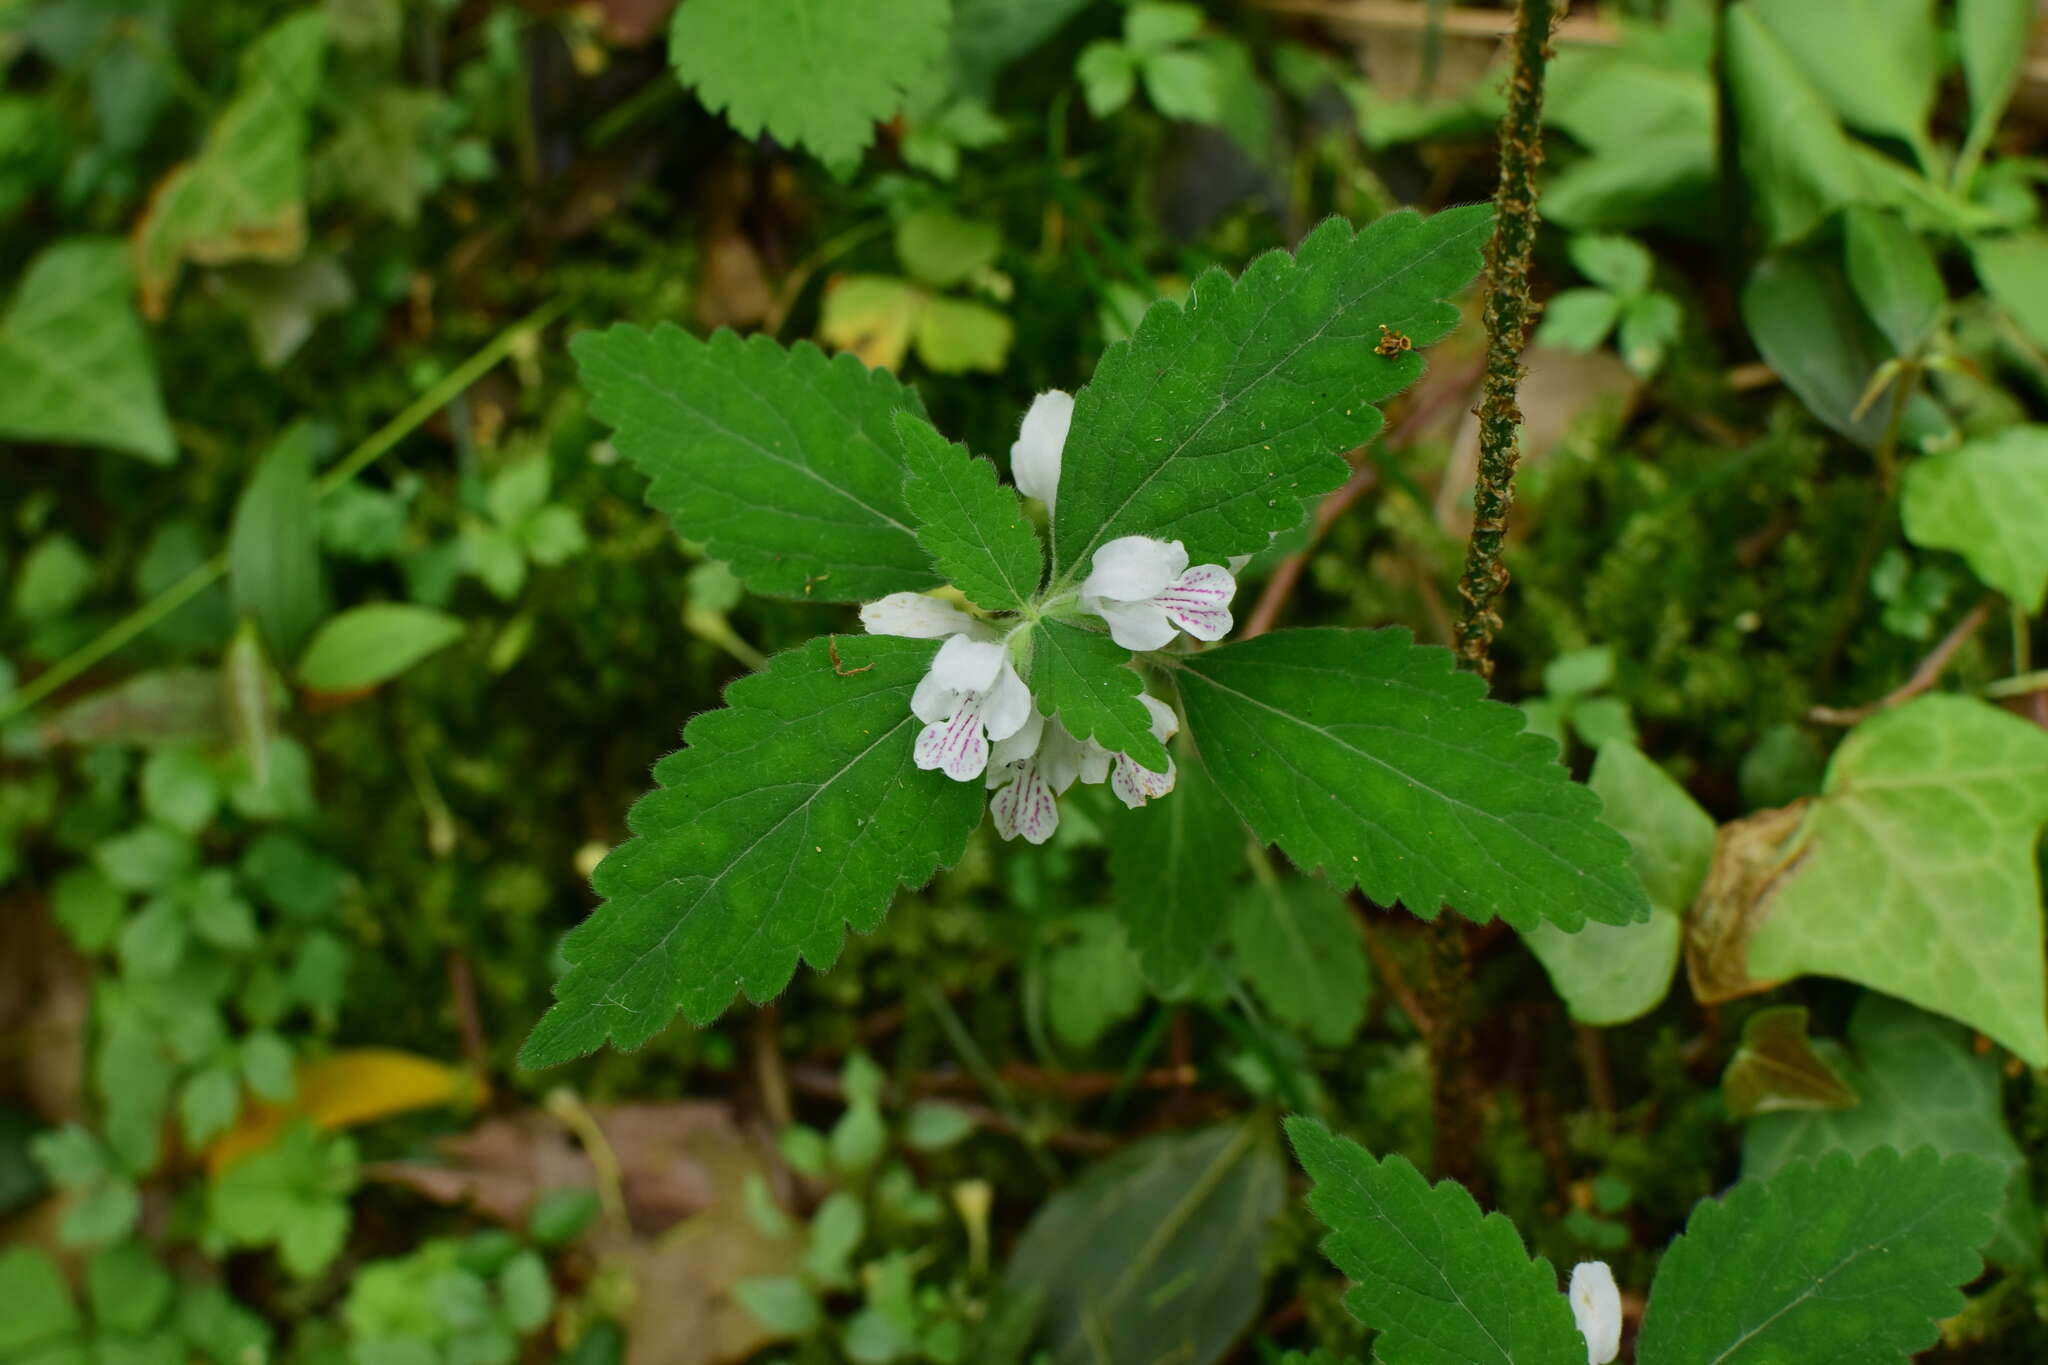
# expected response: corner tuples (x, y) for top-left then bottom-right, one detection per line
(896, 412), (1042, 613)
(572, 326), (938, 602)
(0, 239), (174, 463)
(522, 636), (982, 1065)
(1047, 207), (1493, 580)
(667, 0), (949, 168)
(1635, 1148), (2002, 1363)
(1108, 744), (1245, 991)
(1901, 424), (2048, 611)
(1175, 629), (1649, 932)
(229, 423), (328, 664)
(1027, 619), (1168, 770)
(1230, 876), (1368, 1047)
(1287, 1117), (1586, 1364)
(1746, 695), (2048, 1064)
(296, 604), (465, 691)
(204, 1123), (359, 1279)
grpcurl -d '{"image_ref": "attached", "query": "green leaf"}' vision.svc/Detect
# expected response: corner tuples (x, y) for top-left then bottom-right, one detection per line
(0, 238), (174, 463)
(1973, 231), (2048, 352)
(297, 604), (465, 691)
(240, 1031), (297, 1104)
(733, 1275), (821, 1336)
(87, 1241), (173, 1335)
(94, 824), (198, 892)
(499, 1250), (554, 1334)
(1077, 41), (1136, 117)
(1957, 0), (2034, 181)
(912, 296), (1014, 375)
(140, 746), (220, 835)
(1843, 207), (1943, 355)
(1746, 0), (1937, 155)
(13, 535), (94, 622)
(1006, 1121), (1284, 1365)
(1046, 913), (1147, 1051)
(1530, 288), (1620, 353)
(1126, 2), (1204, 51)
(1542, 645), (1615, 700)
(180, 1063), (244, 1146)
(52, 866), (126, 953)
(1173, 629), (1648, 933)
(1566, 234), (1652, 296)
(1745, 695), (2048, 1065)
(1522, 742), (1710, 1026)
(1285, 1117), (1584, 1365)
(229, 422), (328, 664)
(205, 1123), (358, 1279)
(1635, 1148), (2001, 1364)
(894, 209), (1000, 290)
(1745, 993), (2043, 1268)
(1615, 292), (1682, 375)
(521, 636), (982, 1066)
(572, 326), (938, 602)
(1742, 247), (1913, 452)
(1028, 620), (1168, 770)
(132, 11), (328, 317)
(1230, 877), (1368, 1047)
(903, 1101), (977, 1151)
(1110, 745), (1245, 991)
(895, 412), (1041, 612)
(668, 0), (947, 168)
(1901, 425), (2048, 611)
(1723, 3), (1870, 247)
(1047, 207), (1492, 581)
(1721, 1005), (1857, 1117)
(1140, 49), (1222, 123)
(0, 1246), (81, 1357)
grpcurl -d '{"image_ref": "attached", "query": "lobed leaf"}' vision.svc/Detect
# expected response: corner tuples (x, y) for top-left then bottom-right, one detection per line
(1175, 629), (1649, 933)
(1028, 619), (1169, 770)
(1048, 206), (1493, 581)
(1636, 1147), (2002, 1364)
(895, 411), (1042, 612)
(572, 326), (940, 602)
(1286, 1117), (1585, 1365)
(521, 636), (982, 1066)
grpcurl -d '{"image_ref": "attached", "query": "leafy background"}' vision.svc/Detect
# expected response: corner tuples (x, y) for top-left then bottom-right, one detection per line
(3, 0), (2048, 1362)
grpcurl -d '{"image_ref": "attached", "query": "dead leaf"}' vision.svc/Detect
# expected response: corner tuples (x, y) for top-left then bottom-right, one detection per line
(1721, 1004), (1858, 1118)
(209, 1049), (473, 1173)
(695, 231), (775, 330)
(0, 892), (90, 1123)
(1684, 801), (1811, 1004)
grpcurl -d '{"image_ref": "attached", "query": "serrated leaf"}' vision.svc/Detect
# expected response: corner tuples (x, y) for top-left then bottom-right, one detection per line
(1174, 629), (1649, 933)
(1231, 877), (1368, 1047)
(1286, 1117), (1585, 1365)
(1523, 742), (1709, 1026)
(1007, 1120), (1284, 1365)
(1739, 695), (2048, 1065)
(572, 325), (939, 602)
(1047, 207), (1492, 581)
(1110, 744), (1245, 991)
(0, 238), (174, 463)
(667, 0), (948, 167)
(1635, 1147), (2001, 1364)
(132, 11), (327, 318)
(895, 411), (1041, 612)
(1029, 620), (1168, 770)
(1900, 424), (2048, 612)
(1745, 993), (2043, 1268)
(521, 636), (982, 1066)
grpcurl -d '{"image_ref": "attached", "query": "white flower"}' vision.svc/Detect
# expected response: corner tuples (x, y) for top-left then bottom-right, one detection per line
(860, 592), (1031, 783)
(985, 694), (1179, 843)
(1108, 693), (1178, 809)
(1080, 536), (1237, 651)
(1010, 390), (1072, 511)
(1568, 1262), (1621, 1365)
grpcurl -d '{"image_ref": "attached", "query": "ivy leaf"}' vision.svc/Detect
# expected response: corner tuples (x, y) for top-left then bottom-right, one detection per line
(1286, 1117), (1586, 1364)
(1110, 746), (1246, 992)
(1029, 620), (1168, 771)
(521, 636), (982, 1067)
(1523, 742), (1711, 1026)
(1635, 1147), (2001, 1364)
(668, 0), (948, 168)
(1174, 630), (1649, 933)
(895, 411), (1041, 612)
(572, 325), (939, 602)
(1231, 877), (1368, 1047)
(1047, 206), (1492, 582)
(0, 238), (175, 464)
(1900, 424), (2048, 612)
(132, 10), (328, 318)
(1744, 993), (2043, 1269)
(1740, 695), (2048, 1065)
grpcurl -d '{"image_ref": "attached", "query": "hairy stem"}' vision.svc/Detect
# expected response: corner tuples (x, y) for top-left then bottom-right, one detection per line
(1452, 0), (1559, 677)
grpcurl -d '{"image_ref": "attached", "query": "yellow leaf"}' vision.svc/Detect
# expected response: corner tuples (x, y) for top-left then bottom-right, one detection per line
(818, 274), (925, 371)
(208, 1048), (474, 1174)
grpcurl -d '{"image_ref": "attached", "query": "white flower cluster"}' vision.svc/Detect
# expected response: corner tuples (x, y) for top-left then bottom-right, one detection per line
(858, 391), (1240, 844)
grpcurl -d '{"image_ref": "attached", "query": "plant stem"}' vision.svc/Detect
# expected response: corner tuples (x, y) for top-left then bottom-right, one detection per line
(2, 301), (566, 722)
(1452, 0), (1558, 678)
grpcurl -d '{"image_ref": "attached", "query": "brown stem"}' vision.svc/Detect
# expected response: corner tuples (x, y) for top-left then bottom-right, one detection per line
(1808, 596), (1995, 726)
(446, 950), (489, 1080)
(1350, 895), (1435, 1038)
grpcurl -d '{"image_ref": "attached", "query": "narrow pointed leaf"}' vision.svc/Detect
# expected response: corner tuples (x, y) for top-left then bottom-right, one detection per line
(1029, 619), (1168, 770)
(521, 635), (982, 1066)
(229, 423), (327, 665)
(1286, 1117), (1585, 1365)
(572, 326), (940, 602)
(1636, 1147), (2001, 1364)
(1048, 205), (1492, 580)
(895, 411), (1042, 612)
(1175, 629), (1649, 932)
